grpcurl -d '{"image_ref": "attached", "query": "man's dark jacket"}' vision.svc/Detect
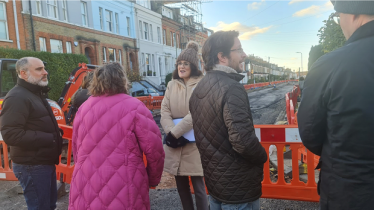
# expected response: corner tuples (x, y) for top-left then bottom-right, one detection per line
(0, 78), (63, 165)
(298, 21), (374, 210)
(189, 65), (267, 204)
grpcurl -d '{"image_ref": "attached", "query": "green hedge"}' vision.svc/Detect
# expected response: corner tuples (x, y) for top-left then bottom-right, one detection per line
(0, 48), (88, 101)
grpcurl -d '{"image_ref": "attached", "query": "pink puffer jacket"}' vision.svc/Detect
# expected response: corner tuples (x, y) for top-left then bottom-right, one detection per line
(69, 94), (165, 210)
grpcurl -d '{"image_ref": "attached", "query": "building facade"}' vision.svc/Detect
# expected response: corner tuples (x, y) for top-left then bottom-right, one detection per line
(1, 0), (138, 68)
(134, 1), (164, 85)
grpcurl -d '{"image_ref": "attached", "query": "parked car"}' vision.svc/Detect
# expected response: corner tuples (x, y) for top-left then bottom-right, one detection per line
(131, 88), (160, 97)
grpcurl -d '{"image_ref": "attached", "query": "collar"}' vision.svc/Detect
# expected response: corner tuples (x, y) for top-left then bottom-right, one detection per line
(346, 20), (374, 45)
(211, 64), (245, 82)
(174, 75), (203, 87)
(17, 77), (51, 96)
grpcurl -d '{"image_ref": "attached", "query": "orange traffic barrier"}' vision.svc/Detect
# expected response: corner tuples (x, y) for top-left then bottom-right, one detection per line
(56, 124), (75, 184)
(1, 125), (319, 202)
(0, 138), (17, 181)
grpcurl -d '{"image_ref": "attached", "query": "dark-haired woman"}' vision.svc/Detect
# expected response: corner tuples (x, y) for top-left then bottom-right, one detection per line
(161, 41), (208, 210)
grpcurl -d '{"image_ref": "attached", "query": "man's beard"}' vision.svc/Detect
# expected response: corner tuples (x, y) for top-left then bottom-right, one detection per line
(27, 73), (48, 86)
(229, 60), (243, 73)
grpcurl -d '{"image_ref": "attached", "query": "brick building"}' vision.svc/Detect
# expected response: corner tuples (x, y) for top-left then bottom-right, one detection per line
(1, 0), (138, 69)
(0, 0), (26, 50)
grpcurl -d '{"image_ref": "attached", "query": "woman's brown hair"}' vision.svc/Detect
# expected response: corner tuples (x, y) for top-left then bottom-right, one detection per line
(88, 62), (129, 96)
(172, 62), (202, 80)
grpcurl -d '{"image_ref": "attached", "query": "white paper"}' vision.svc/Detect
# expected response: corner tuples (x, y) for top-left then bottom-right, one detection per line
(172, 118), (195, 142)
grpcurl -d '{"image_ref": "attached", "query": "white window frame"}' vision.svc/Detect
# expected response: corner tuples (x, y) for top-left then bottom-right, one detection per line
(165, 57), (168, 73)
(103, 47), (107, 63)
(157, 27), (161, 44)
(105, 10), (113, 32)
(126, 17), (130, 36)
(144, 22), (148, 40)
(39, 37), (46, 52)
(81, 1), (88, 26)
(99, 7), (104, 30)
(115, 13), (119, 34)
(146, 53), (150, 76)
(170, 32), (173, 47)
(152, 54), (155, 76)
(50, 39), (63, 53)
(163, 29), (166, 45)
(47, 0), (58, 19)
(35, 0), (42, 15)
(141, 53), (145, 73)
(149, 24), (153, 42)
(108, 48), (115, 62)
(66, 42), (72, 53)
(118, 50), (122, 64)
(139, 21), (143, 39)
(0, 2), (9, 40)
(173, 33), (176, 48)
(62, 0), (68, 21)
(176, 34), (179, 48)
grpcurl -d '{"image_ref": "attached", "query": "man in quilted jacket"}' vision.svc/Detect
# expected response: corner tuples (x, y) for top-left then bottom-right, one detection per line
(189, 31), (267, 210)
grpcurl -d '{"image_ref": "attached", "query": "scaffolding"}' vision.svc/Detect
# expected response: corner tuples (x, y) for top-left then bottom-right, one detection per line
(163, 0), (209, 26)
(162, 0), (211, 48)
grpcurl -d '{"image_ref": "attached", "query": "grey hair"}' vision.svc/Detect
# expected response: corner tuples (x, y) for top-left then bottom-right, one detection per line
(16, 57), (30, 76)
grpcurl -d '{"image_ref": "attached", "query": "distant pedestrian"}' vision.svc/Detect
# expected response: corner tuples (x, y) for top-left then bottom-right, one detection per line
(71, 71), (93, 109)
(67, 72), (93, 124)
(298, 1), (374, 209)
(161, 41), (208, 210)
(189, 31), (267, 210)
(0, 57), (63, 210)
(69, 63), (165, 210)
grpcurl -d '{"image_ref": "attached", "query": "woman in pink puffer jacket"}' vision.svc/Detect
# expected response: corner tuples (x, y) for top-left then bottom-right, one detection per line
(69, 63), (165, 210)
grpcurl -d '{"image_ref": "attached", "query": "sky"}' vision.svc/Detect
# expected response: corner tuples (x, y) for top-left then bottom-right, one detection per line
(200, 0), (336, 72)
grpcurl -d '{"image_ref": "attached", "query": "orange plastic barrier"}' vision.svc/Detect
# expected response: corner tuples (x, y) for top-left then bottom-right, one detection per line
(0, 138), (17, 181)
(285, 85), (300, 125)
(55, 124), (75, 184)
(135, 96), (164, 111)
(1, 124), (319, 202)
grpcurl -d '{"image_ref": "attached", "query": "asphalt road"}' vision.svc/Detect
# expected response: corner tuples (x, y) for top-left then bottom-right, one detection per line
(248, 82), (295, 124)
(0, 81), (321, 210)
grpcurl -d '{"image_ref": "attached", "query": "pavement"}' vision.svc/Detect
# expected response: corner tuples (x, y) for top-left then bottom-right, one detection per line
(0, 82), (321, 210)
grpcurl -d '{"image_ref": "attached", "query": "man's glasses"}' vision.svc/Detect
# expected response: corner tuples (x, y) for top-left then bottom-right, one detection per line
(332, 12), (340, 25)
(230, 47), (244, 54)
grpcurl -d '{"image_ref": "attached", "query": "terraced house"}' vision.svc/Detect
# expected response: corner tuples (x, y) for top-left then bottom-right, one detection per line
(1, 0), (138, 69)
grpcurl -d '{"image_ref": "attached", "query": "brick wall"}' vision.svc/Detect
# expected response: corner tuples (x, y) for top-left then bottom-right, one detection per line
(21, 14), (138, 68)
(0, 1), (27, 49)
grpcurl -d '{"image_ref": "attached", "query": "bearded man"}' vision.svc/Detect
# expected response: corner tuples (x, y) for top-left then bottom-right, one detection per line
(0, 57), (62, 210)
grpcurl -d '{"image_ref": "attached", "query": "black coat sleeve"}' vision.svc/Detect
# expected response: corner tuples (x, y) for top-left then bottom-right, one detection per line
(297, 63), (328, 156)
(223, 85), (267, 165)
(0, 96), (54, 149)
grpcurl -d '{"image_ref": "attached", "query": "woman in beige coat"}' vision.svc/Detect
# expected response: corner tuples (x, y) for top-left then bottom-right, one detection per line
(161, 41), (208, 210)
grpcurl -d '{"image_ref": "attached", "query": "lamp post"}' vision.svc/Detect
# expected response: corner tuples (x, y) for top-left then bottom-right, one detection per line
(296, 52), (303, 79)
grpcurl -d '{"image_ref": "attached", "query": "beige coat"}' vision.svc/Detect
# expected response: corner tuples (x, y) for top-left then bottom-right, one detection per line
(160, 76), (204, 176)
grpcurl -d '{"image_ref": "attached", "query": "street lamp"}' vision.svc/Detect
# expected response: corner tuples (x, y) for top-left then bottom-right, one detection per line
(296, 52), (303, 79)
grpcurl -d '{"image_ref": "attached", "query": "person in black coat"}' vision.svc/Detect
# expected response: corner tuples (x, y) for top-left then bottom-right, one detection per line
(66, 72), (93, 124)
(0, 57), (63, 210)
(298, 1), (374, 210)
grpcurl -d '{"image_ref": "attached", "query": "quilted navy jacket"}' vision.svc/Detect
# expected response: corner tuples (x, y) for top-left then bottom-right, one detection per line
(189, 65), (267, 204)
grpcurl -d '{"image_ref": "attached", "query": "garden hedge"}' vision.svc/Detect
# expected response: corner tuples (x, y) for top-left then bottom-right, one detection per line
(0, 48), (88, 101)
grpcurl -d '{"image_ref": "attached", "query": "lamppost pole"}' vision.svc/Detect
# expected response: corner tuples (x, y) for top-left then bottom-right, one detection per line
(296, 52), (303, 78)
